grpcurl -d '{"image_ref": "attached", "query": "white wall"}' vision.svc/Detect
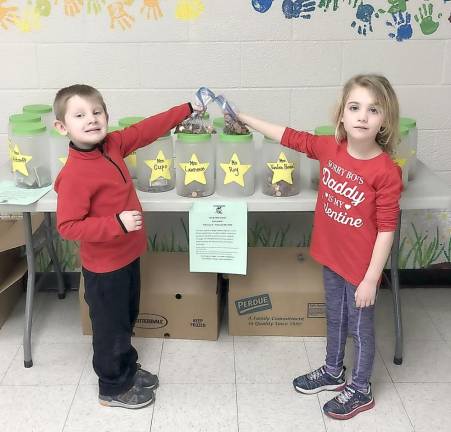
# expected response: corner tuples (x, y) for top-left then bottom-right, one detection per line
(1, 0), (450, 184)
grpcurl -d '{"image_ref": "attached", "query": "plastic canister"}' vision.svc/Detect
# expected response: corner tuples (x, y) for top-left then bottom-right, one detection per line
(118, 116), (145, 178)
(216, 133), (255, 197)
(175, 133), (215, 197)
(11, 122), (51, 188)
(49, 128), (70, 181)
(22, 104), (54, 133)
(399, 117), (417, 180)
(393, 126), (409, 189)
(312, 125), (335, 189)
(136, 132), (174, 192)
(261, 136), (300, 197)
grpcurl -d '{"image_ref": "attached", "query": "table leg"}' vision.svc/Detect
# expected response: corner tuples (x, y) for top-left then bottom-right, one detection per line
(23, 212), (35, 368)
(44, 213), (66, 299)
(390, 211), (403, 365)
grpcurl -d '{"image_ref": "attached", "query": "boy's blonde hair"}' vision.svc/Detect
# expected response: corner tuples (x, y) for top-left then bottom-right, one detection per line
(334, 74), (400, 156)
(53, 84), (108, 122)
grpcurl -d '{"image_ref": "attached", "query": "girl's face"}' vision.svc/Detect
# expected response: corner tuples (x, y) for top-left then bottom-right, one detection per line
(341, 85), (384, 145)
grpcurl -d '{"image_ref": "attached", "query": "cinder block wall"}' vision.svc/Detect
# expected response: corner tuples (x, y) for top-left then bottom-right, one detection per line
(1, 1), (450, 184)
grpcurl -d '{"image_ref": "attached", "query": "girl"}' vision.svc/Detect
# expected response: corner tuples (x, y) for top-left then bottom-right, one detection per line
(237, 74), (403, 420)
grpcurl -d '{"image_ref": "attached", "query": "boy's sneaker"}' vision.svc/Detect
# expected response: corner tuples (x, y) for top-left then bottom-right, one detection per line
(323, 383), (375, 420)
(135, 363), (159, 390)
(99, 384), (154, 409)
(293, 366), (346, 394)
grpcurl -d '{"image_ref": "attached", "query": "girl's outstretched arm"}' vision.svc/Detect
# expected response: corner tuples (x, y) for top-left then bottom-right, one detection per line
(238, 113), (286, 143)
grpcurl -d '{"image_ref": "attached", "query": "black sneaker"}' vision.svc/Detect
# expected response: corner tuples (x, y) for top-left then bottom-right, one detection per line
(323, 383), (375, 420)
(135, 363), (159, 390)
(99, 384), (155, 409)
(293, 366), (346, 394)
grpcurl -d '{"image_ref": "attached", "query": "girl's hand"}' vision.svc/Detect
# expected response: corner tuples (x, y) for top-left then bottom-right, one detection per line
(119, 210), (143, 232)
(355, 278), (377, 308)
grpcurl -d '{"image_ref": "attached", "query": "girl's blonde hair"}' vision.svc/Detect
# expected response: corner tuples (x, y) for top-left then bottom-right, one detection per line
(334, 74), (400, 156)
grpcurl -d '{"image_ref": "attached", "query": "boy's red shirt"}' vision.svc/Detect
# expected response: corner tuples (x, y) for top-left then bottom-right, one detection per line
(54, 103), (192, 273)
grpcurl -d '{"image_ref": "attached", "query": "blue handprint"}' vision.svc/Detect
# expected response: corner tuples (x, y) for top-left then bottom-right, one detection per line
(251, 0), (273, 13)
(386, 11), (413, 41)
(351, 3), (378, 35)
(282, 0), (316, 19)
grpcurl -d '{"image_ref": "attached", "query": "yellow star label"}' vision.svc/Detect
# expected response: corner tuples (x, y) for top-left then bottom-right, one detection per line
(394, 158), (407, 168)
(59, 157), (67, 165)
(11, 144), (32, 177)
(179, 153), (209, 185)
(7, 139), (14, 162)
(126, 151), (137, 167)
(144, 150), (172, 183)
(220, 153), (251, 187)
(267, 152), (295, 184)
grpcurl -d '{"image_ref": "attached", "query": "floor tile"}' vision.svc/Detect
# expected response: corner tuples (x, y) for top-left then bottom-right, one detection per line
(151, 383), (237, 432)
(237, 383), (326, 432)
(0, 385), (76, 432)
(0, 343), (20, 382)
(159, 339), (235, 384)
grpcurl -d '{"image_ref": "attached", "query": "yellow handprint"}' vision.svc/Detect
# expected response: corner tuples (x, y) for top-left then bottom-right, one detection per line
(140, 0), (162, 20)
(14, 4), (41, 32)
(87, 0), (105, 14)
(107, 2), (134, 30)
(175, 0), (204, 21)
(63, 0), (83, 16)
(0, 0), (18, 30)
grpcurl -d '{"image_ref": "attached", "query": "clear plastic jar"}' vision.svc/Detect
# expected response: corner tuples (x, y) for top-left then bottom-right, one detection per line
(49, 128), (70, 181)
(8, 113), (41, 172)
(118, 116), (145, 178)
(22, 104), (54, 133)
(216, 133), (255, 197)
(261, 136), (300, 197)
(213, 117), (224, 134)
(11, 122), (51, 188)
(393, 126), (409, 189)
(399, 117), (417, 181)
(136, 132), (174, 192)
(312, 125), (334, 189)
(175, 133), (215, 197)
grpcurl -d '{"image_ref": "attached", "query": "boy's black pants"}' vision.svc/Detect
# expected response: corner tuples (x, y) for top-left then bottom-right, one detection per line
(82, 258), (140, 396)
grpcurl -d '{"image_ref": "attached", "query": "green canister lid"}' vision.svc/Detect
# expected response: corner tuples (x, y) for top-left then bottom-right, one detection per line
(50, 128), (66, 138)
(12, 122), (46, 136)
(399, 117), (416, 129)
(178, 133), (211, 143)
(213, 117), (225, 128)
(23, 104), (52, 115)
(220, 132), (252, 142)
(108, 125), (121, 132)
(9, 113), (41, 125)
(314, 125), (335, 136)
(118, 116), (145, 128)
(399, 125), (409, 136)
(202, 112), (210, 120)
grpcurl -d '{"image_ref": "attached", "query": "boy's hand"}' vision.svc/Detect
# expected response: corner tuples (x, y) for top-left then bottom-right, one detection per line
(119, 210), (143, 232)
(355, 278), (377, 308)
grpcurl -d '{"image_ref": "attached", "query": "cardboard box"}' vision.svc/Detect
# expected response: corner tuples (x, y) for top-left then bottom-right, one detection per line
(0, 213), (44, 253)
(80, 252), (222, 340)
(0, 248), (27, 328)
(228, 247), (326, 337)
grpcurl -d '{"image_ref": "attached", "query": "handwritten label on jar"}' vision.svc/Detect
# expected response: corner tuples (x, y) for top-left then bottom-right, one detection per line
(179, 153), (209, 185)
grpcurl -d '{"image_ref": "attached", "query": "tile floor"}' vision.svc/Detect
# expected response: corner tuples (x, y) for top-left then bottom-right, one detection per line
(1, 287), (451, 432)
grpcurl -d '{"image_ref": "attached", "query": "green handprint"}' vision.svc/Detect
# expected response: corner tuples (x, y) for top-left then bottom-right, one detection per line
(387, 0), (406, 14)
(319, 0), (339, 12)
(414, 2), (442, 35)
(87, 0), (105, 14)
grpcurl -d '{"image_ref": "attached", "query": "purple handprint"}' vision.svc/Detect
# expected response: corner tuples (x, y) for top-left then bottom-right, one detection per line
(282, 0), (316, 19)
(386, 11), (413, 41)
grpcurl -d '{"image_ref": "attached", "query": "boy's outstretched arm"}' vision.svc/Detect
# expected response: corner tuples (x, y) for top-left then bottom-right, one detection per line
(238, 113), (285, 142)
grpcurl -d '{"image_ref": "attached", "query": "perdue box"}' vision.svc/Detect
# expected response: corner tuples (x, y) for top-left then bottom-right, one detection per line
(79, 252), (222, 341)
(228, 247), (326, 337)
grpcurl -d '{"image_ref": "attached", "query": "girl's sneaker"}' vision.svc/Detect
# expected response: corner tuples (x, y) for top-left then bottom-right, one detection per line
(293, 366), (346, 394)
(323, 383), (375, 420)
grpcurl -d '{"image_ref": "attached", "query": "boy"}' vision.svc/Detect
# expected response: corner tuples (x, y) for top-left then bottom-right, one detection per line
(54, 84), (196, 409)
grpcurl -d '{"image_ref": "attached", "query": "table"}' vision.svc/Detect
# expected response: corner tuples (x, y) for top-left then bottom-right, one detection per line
(1, 161), (450, 367)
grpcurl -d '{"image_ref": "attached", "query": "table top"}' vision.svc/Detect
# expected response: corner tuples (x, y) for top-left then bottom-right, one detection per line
(1, 161), (450, 213)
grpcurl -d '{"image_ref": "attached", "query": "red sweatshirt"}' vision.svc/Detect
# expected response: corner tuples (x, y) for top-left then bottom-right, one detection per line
(55, 103), (192, 273)
(281, 128), (402, 286)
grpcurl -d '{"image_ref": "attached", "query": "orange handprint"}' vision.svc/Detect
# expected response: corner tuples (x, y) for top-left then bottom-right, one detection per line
(64, 0), (83, 16)
(107, 1), (134, 30)
(0, 0), (18, 30)
(140, 0), (162, 20)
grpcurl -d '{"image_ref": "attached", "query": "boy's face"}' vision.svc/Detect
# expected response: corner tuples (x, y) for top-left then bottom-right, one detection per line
(55, 95), (108, 149)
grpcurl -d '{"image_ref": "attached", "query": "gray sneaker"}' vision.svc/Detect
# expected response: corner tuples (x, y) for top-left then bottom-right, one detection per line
(99, 384), (155, 409)
(135, 363), (159, 390)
